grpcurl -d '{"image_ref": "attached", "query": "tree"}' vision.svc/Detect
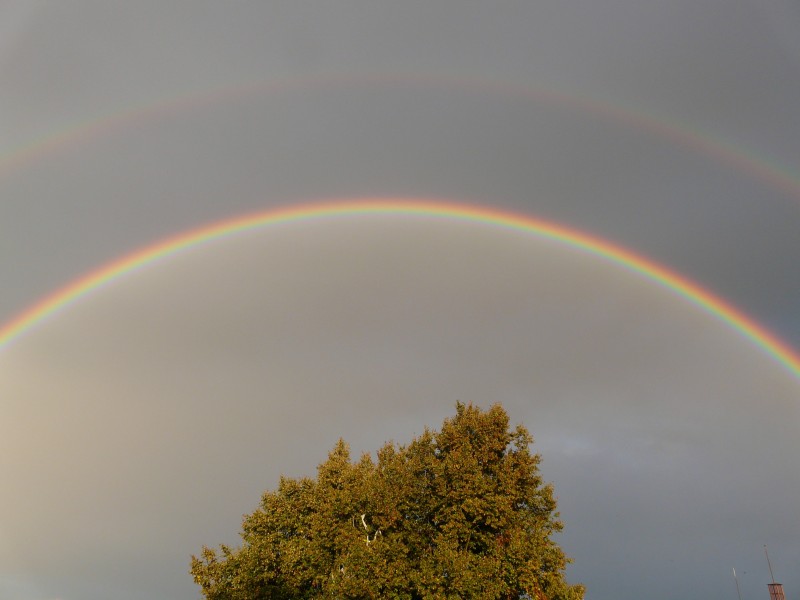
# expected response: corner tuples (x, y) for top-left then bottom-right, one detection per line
(190, 403), (585, 600)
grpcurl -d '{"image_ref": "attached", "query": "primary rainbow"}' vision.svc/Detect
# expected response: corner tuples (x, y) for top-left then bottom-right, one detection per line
(1, 198), (799, 381)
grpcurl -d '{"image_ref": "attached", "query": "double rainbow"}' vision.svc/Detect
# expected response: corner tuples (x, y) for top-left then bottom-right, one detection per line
(1, 199), (799, 381)
(2, 77), (799, 379)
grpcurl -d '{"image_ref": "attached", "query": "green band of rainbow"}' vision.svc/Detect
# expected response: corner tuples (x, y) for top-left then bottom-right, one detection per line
(1, 199), (799, 381)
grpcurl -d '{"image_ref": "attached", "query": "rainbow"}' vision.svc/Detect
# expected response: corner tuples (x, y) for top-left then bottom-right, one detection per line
(1, 198), (799, 381)
(2, 74), (800, 206)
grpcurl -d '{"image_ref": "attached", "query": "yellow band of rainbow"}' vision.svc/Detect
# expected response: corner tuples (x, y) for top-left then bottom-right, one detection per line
(2, 199), (799, 381)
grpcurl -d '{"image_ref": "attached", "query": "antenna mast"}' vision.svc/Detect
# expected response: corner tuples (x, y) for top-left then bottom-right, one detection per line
(732, 567), (743, 600)
(765, 545), (776, 584)
(764, 546), (786, 600)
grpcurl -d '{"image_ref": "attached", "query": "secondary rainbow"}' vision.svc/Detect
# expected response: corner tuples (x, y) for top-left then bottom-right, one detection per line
(1, 199), (799, 381)
(2, 75), (800, 206)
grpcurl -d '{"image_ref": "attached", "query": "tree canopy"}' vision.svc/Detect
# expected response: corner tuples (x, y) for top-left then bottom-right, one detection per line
(190, 403), (584, 600)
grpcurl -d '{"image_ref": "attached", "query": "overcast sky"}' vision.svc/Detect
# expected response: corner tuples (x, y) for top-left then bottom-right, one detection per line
(1, 2), (799, 600)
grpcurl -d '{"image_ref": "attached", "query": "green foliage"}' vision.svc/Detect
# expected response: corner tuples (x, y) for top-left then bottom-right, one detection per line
(191, 403), (585, 600)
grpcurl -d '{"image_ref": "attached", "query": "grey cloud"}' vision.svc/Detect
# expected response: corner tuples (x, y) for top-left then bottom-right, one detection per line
(1, 2), (799, 599)
(2, 223), (798, 599)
